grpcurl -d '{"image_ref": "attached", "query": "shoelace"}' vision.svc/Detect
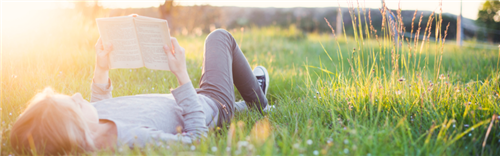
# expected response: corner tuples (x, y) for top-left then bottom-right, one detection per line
(256, 76), (265, 93)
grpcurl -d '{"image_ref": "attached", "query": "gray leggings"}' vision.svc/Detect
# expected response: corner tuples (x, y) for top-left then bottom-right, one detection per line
(196, 29), (268, 128)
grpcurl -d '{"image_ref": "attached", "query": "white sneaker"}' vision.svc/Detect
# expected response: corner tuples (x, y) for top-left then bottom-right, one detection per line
(253, 66), (272, 113)
(253, 66), (269, 95)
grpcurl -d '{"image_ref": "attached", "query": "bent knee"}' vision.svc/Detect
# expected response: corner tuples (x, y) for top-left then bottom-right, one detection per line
(206, 29), (232, 41)
(210, 29), (230, 36)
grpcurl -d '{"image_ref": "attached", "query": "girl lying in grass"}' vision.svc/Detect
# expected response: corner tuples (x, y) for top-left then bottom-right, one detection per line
(9, 29), (271, 155)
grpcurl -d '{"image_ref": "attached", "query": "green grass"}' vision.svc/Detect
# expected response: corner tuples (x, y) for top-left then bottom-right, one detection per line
(3, 7), (500, 155)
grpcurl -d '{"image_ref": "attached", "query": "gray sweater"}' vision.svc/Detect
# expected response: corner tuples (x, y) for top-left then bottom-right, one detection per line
(90, 81), (217, 148)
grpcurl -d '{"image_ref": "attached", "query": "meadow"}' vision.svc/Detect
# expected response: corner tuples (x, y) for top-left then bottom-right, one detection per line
(2, 6), (500, 155)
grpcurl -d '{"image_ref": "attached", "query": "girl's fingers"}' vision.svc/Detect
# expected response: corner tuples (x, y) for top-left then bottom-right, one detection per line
(164, 45), (175, 59)
(95, 38), (103, 50)
(171, 38), (184, 54)
(103, 44), (113, 54)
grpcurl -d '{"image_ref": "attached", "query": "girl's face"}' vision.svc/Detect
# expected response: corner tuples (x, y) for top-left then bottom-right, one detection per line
(53, 93), (99, 124)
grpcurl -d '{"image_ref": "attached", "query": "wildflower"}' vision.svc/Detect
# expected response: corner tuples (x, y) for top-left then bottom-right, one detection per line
(307, 139), (313, 145)
(395, 90), (401, 95)
(327, 138), (333, 144)
(464, 124), (470, 128)
(293, 143), (300, 148)
(439, 74), (446, 80)
(60, 71), (63, 74)
(211, 146), (217, 152)
(367, 153), (372, 156)
(313, 150), (319, 155)
(9, 112), (12, 116)
(147, 77), (151, 81)
(453, 124), (456, 128)
(237, 141), (249, 147)
(344, 148), (349, 154)
(344, 139), (349, 144)
(398, 77), (405, 82)
(319, 97), (322, 99)
(313, 96), (316, 99)
(152, 87), (154, 90)
(163, 78), (166, 81)
(316, 91), (319, 94)
(471, 127), (474, 131)
(226, 147), (231, 152)
(130, 69), (132, 72)
(468, 133), (472, 137)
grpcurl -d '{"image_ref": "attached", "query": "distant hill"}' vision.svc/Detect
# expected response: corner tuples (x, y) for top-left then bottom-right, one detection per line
(105, 6), (478, 40)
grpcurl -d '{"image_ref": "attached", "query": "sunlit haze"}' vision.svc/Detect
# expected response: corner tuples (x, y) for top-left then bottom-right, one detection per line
(2, 0), (486, 20)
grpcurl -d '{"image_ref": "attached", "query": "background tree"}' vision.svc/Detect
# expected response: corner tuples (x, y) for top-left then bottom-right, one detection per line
(477, 0), (500, 42)
(159, 0), (175, 31)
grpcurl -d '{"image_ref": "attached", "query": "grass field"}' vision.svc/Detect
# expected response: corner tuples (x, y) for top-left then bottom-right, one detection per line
(3, 7), (500, 155)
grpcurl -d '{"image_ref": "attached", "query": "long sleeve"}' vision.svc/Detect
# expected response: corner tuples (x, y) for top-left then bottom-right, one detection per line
(90, 79), (113, 102)
(170, 82), (208, 142)
(129, 126), (201, 146)
(123, 82), (208, 147)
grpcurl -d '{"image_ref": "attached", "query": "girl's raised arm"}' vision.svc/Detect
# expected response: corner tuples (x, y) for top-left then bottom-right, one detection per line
(91, 38), (113, 102)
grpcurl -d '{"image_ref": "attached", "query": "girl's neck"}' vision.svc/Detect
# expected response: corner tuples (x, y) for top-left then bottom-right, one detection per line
(90, 120), (118, 150)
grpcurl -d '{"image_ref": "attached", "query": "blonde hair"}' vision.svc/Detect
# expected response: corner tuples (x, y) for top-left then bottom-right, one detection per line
(10, 87), (96, 155)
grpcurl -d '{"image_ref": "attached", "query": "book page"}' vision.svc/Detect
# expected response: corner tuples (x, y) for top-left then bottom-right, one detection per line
(134, 18), (172, 70)
(96, 17), (144, 69)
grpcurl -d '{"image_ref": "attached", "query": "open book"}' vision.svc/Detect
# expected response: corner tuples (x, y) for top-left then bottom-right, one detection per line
(96, 15), (172, 70)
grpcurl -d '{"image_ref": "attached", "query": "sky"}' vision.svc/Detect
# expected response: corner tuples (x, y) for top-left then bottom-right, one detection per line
(1, 0), (487, 20)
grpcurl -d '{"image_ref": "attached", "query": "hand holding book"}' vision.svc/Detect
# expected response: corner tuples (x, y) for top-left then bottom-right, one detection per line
(93, 38), (113, 84)
(163, 37), (190, 86)
(94, 38), (113, 71)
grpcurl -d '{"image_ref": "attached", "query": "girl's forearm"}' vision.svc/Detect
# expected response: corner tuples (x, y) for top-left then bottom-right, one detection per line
(175, 71), (191, 86)
(93, 68), (109, 84)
